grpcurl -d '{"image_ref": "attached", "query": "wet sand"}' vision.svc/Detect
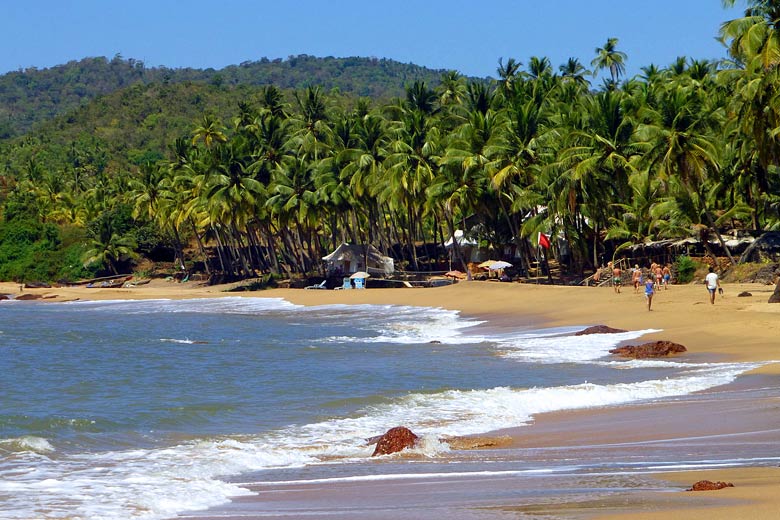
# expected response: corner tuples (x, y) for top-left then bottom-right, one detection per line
(3, 279), (779, 518)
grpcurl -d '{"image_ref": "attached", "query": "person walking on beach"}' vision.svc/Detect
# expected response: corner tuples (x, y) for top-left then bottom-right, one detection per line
(662, 264), (671, 289)
(631, 265), (641, 294)
(611, 262), (622, 293)
(705, 266), (721, 304)
(644, 275), (655, 311)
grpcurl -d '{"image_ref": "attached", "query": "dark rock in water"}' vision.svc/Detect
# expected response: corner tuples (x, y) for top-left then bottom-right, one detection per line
(687, 480), (734, 491)
(16, 294), (43, 300)
(429, 340), (442, 344)
(737, 291), (752, 297)
(0, 294), (9, 300)
(609, 341), (687, 358)
(770, 281), (780, 303)
(371, 426), (419, 456)
(575, 325), (628, 336)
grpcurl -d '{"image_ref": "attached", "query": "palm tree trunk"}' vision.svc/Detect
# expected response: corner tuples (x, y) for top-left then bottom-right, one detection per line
(190, 218), (211, 276)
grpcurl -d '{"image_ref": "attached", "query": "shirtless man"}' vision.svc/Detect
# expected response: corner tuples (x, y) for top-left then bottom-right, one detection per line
(612, 263), (622, 294)
(654, 264), (663, 290)
(631, 265), (641, 293)
(662, 264), (671, 289)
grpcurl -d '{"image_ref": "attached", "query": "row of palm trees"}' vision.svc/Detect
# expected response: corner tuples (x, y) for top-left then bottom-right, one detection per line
(7, 2), (780, 280)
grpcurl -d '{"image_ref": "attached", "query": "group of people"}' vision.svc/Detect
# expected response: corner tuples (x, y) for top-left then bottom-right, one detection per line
(603, 261), (721, 311)
(630, 263), (670, 311)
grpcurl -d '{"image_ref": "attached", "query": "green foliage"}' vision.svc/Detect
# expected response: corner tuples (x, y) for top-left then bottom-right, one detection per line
(0, 219), (94, 282)
(674, 255), (698, 284)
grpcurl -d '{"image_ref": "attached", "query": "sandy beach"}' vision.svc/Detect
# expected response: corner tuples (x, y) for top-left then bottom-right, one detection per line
(3, 278), (779, 518)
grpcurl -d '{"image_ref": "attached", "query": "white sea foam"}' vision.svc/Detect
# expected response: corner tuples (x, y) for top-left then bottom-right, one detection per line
(160, 338), (207, 345)
(69, 296), (302, 315)
(494, 329), (661, 364)
(322, 304), (487, 344)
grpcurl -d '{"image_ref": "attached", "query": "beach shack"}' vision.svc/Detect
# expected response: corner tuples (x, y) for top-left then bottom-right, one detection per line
(444, 230), (481, 263)
(322, 243), (395, 277)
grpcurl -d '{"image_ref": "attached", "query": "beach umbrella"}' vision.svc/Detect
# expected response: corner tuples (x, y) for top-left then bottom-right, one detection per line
(488, 261), (512, 270)
(349, 271), (371, 279)
(478, 260), (497, 269)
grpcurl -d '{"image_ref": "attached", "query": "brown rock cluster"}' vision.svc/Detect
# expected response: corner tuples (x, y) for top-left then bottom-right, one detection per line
(371, 426), (419, 456)
(609, 341), (687, 358)
(687, 480), (734, 491)
(575, 325), (628, 336)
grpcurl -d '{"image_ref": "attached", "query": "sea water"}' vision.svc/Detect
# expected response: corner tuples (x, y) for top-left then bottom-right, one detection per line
(0, 297), (768, 519)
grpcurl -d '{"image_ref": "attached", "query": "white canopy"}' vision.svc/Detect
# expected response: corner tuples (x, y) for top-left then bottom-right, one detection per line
(444, 230), (478, 248)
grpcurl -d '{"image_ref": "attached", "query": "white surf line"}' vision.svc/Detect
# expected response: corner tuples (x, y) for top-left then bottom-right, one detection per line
(244, 468), (563, 486)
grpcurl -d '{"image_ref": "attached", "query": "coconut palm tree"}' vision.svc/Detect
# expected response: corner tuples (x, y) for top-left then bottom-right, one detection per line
(191, 115), (228, 148)
(721, 0), (780, 70)
(637, 82), (738, 264)
(559, 58), (591, 87)
(82, 219), (138, 275)
(592, 37), (628, 85)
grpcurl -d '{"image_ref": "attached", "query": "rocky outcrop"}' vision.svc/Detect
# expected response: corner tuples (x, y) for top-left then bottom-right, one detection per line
(371, 426), (419, 456)
(770, 281), (780, 303)
(0, 294), (9, 300)
(687, 480), (734, 491)
(609, 341), (687, 358)
(575, 325), (628, 336)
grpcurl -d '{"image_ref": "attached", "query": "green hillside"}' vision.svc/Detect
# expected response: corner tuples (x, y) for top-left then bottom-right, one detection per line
(0, 55), (456, 139)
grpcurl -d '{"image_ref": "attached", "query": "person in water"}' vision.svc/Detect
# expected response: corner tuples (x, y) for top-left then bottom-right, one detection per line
(644, 275), (655, 311)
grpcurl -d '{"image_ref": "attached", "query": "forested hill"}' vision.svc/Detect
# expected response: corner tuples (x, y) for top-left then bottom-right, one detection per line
(0, 55), (456, 139)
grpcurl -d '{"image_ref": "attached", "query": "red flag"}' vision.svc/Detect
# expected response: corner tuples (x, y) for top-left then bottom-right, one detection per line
(538, 232), (551, 249)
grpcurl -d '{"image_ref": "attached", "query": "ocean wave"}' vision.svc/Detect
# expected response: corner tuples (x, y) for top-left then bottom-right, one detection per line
(67, 296), (302, 315)
(159, 338), (210, 345)
(0, 436), (54, 454)
(0, 415), (100, 434)
(494, 329), (662, 364)
(0, 359), (761, 520)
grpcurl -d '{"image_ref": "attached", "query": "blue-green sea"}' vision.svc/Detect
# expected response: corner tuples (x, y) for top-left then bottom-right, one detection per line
(0, 297), (771, 519)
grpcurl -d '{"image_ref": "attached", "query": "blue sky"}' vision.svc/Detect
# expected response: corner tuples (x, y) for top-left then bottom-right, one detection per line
(3, 1), (745, 79)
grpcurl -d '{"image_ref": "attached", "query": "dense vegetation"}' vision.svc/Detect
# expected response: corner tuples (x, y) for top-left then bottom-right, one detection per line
(1, 1), (779, 283)
(0, 55), (450, 139)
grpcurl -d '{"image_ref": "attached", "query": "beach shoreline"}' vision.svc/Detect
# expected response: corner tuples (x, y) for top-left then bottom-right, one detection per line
(3, 279), (779, 518)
